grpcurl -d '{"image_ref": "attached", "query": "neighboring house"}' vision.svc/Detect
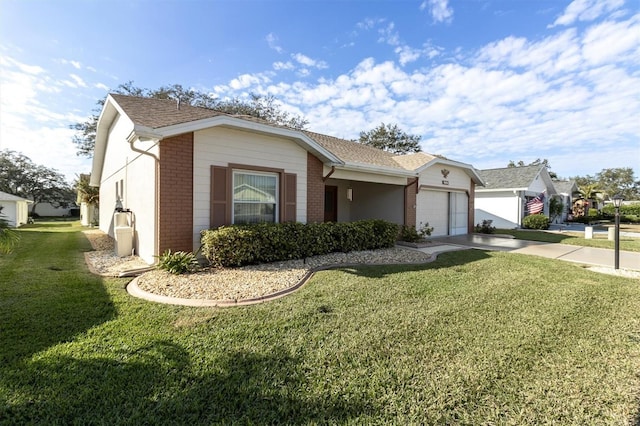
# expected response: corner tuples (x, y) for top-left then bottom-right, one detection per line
(552, 179), (578, 223)
(474, 165), (557, 229)
(91, 94), (484, 264)
(80, 202), (98, 226)
(32, 202), (75, 217)
(0, 191), (33, 227)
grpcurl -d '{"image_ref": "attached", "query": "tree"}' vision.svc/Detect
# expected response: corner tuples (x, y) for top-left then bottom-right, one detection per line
(75, 174), (99, 206)
(71, 82), (308, 158)
(507, 158), (557, 179)
(548, 196), (565, 223)
(358, 123), (422, 155)
(577, 182), (605, 213)
(0, 150), (74, 215)
(595, 167), (639, 200)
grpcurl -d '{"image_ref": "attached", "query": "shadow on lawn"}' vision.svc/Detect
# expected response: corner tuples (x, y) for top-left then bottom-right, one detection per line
(339, 249), (492, 279)
(0, 231), (116, 365)
(1, 341), (370, 424)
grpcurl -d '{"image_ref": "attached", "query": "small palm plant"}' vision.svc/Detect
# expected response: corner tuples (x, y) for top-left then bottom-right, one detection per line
(156, 250), (200, 275)
(0, 207), (20, 254)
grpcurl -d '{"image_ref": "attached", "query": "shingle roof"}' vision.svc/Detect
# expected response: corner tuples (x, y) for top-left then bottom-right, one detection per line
(302, 130), (406, 169)
(110, 94), (225, 128)
(553, 180), (577, 194)
(108, 94), (451, 172)
(392, 152), (437, 170)
(0, 191), (32, 202)
(478, 165), (544, 189)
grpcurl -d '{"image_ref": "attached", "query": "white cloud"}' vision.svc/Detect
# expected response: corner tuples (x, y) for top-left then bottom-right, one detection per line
(266, 33), (283, 53)
(378, 22), (400, 46)
(395, 43), (442, 66)
(273, 61), (294, 71)
(292, 53), (328, 69)
(210, 12), (639, 177)
(581, 14), (640, 65)
(70, 73), (87, 88)
(95, 82), (109, 91)
(0, 55), (98, 180)
(549, 0), (624, 28)
(420, 0), (454, 24)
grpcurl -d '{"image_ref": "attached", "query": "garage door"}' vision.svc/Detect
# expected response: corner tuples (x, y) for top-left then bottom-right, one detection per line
(449, 192), (468, 236)
(416, 190), (468, 237)
(416, 190), (449, 237)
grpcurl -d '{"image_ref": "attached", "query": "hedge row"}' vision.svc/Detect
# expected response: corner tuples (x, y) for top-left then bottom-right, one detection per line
(201, 220), (400, 267)
(601, 203), (640, 216)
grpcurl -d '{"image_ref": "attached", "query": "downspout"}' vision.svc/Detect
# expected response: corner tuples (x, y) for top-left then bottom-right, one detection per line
(322, 166), (335, 182)
(127, 131), (161, 263)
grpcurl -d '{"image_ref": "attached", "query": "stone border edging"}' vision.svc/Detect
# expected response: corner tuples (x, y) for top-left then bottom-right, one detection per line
(125, 256), (437, 308)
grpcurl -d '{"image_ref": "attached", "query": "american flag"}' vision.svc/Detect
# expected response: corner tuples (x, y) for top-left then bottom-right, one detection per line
(526, 192), (545, 215)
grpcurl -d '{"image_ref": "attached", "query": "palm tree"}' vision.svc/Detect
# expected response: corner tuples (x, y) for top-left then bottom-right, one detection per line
(0, 207), (20, 254)
(75, 174), (99, 206)
(578, 184), (606, 210)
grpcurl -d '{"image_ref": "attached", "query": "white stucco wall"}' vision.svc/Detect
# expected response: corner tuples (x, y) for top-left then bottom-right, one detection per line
(475, 191), (522, 229)
(193, 127), (309, 251)
(98, 114), (158, 263)
(1, 201), (17, 227)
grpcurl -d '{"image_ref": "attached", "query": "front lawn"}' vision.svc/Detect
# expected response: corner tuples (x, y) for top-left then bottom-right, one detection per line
(1, 222), (639, 424)
(496, 228), (640, 252)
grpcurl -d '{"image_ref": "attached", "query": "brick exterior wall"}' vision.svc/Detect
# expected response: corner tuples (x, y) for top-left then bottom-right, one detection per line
(307, 152), (325, 223)
(404, 178), (418, 226)
(158, 133), (194, 254)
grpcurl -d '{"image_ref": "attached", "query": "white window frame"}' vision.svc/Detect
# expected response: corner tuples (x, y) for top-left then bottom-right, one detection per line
(231, 170), (279, 224)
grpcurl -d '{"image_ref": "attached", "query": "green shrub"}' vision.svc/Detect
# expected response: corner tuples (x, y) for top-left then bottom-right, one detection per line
(602, 203), (640, 217)
(156, 250), (200, 274)
(522, 214), (550, 230)
(474, 219), (496, 234)
(201, 220), (399, 267)
(399, 222), (433, 242)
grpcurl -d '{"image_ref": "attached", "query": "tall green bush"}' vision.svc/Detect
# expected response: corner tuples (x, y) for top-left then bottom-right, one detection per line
(201, 219), (399, 267)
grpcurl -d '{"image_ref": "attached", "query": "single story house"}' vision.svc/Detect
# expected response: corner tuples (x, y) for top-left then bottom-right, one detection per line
(91, 94), (484, 264)
(474, 165), (556, 229)
(0, 191), (32, 227)
(551, 179), (578, 223)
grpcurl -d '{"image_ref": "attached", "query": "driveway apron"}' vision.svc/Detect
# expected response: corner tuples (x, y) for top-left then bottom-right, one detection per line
(430, 234), (640, 271)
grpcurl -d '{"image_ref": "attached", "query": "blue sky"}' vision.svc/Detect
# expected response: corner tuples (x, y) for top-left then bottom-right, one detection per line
(1, 0), (638, 183)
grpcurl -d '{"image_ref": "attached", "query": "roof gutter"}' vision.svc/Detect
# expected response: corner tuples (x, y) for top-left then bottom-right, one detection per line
(339, 162), (417, 178)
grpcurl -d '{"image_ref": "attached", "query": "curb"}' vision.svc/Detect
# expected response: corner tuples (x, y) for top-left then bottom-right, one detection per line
(126, 256), (438, 308)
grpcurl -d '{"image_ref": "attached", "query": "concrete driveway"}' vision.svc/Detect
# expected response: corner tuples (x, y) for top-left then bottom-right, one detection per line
(429, 234), (640, 272)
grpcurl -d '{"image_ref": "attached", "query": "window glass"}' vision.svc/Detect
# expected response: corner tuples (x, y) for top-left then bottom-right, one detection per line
(233, 171), (278, 224)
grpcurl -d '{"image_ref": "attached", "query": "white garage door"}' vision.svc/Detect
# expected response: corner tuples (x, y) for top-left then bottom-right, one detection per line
(416, 190), (449, 237)
(416, 190), (468, 237)
(450, 192), (468, 236)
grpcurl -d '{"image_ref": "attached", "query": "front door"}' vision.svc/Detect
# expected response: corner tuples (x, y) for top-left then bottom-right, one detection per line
(324, 186), (337, 222)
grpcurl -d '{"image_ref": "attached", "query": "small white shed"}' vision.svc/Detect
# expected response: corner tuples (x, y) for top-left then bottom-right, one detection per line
(0, 191), (33, 228)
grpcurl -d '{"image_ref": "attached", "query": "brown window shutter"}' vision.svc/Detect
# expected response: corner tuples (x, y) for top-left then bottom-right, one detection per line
(283, 173), (297, 222)
(211, 166), (229, 228)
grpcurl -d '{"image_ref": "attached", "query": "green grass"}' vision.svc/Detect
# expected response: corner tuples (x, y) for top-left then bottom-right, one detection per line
(496, 228), (640, 252)
(1, 222), (640, 424)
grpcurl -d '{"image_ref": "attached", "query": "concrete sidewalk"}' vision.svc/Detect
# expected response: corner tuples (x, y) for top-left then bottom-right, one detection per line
(426, 234), (640, 272)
